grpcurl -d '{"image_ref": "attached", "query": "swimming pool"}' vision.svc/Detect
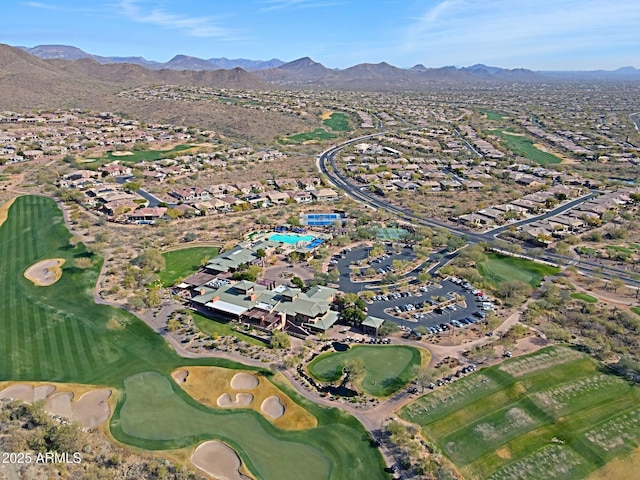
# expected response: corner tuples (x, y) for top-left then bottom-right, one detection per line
(268, 233), (316, 245)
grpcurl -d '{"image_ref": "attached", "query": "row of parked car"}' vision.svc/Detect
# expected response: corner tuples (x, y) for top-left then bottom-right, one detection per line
(425, 315), (484, 335)
(372, 291), (414, 302)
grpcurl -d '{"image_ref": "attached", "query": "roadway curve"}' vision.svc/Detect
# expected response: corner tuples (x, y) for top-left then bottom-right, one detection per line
(318, 137), (640, 287)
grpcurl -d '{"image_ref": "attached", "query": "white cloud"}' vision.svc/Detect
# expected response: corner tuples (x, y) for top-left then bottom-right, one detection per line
(118, 0), (233, 38)
(260, 0), (345, 11)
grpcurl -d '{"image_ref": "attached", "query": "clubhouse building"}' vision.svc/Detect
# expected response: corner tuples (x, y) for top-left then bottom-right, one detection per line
(191, 281), (340, 336)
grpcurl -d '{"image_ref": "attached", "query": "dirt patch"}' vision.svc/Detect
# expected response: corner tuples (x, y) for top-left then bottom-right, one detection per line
(172, 367), (317, 430)
(533, 142), (569, 162)
(587, 447), (640, 480)
(216, 392), (254, 407)
(0, 383), (111, 429)
(191, 440), (252, 480)
(230, 373), (259, 390)
(260, 396), (285, 419)
(0, 197), (16, 228)
(496, 446), (512, 459)
(24, 258), (65, 286)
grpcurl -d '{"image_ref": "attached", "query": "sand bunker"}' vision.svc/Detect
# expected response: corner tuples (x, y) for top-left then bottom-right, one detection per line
(260, 396), (285, 419)
(172, 369), (189, 383)
(110, 151), (134, 156)
(191, 441), (251, 480)
(0, 384), (55, 403)
(0, 197), (17, 229)
(217, 392), (254, 408)
(24, 258), (65, 286)
(0, 384), (111, 429)
(230, 373), (259, 390)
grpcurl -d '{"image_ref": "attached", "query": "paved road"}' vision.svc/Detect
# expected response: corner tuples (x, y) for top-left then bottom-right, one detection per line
(318, 139), (640, 287)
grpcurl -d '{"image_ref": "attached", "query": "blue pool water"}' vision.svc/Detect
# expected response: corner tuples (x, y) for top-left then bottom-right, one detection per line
(268, 233), (316, 244)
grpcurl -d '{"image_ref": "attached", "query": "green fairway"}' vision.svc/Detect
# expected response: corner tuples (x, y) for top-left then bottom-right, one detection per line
(571, 292), (598, 303)
(322, 112), (351, 132)
(400, 346), (640, 480)
(631, 307), (640, 316)
(307, 345), (421, 397)
(159, 246), (220, 286)
(280, 128), (336, 145)
(492, 130), (562, 164)
(0, 196), (388, 480)
(481, 110), (505, 121)
(478, 253), (559, 288)
(105, 144), (195, 163)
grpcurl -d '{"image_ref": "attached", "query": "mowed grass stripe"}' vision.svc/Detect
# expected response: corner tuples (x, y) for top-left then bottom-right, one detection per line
(0, 196), (390, 480)
(18, 294), (35, 377)
(72, 319), (98, 372)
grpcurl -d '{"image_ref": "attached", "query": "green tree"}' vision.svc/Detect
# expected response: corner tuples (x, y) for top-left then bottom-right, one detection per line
(270, 330), (291, 349)
(343, 357), (366, 391)
(291, 276), (305, 289)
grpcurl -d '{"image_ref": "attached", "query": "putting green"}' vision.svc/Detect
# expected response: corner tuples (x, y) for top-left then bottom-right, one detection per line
(307, 345), (423, 397)
(117, 372), (330, 480)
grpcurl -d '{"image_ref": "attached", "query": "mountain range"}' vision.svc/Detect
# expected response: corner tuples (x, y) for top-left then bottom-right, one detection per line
(3, 43), (639, 99)
(18, 45), (285, 72)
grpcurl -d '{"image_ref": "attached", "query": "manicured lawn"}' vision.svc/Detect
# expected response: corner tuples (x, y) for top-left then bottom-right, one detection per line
(606, 245), (635, 254)
(280, 128), (336, 145)
(492, 130), (562, 164)
(631, 307), (640, 316)
(478, 253), (560, 288)
(193, 312), (266, 346)
(307, 345), (422, 397)
(571, 292), (598, 303)
(400, 346), (640, 480)
(577, 246), (599, 256)
(322, 112), (351, 132)
(0, 196), (389, 480)
(159, 246), (220, 286)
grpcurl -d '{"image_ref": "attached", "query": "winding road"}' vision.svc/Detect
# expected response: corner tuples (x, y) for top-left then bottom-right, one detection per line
(317, 135), (640, 287)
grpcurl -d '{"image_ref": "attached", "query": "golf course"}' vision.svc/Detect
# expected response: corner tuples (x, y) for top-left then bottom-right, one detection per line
(307, 345), (423, 397)
(400, 346), (640, 480)
(478, 253), (560, 288)
(0, 195), (388, 480)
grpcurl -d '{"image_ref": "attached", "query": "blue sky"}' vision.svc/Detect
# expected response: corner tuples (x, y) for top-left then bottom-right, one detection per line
(3, 0), (639, 70)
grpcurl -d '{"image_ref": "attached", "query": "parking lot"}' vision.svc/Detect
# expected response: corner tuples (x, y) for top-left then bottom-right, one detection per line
(330, 245), (494, 333)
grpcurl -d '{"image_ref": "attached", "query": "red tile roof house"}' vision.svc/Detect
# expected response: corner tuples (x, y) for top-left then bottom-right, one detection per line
(128, 207), (167, 223)
(100, 164), (132, 177)
(170, 187), (211, 203)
